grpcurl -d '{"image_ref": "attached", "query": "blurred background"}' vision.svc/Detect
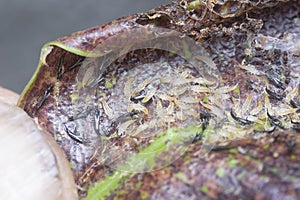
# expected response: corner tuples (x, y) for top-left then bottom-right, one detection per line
(0, 0), (170, 93)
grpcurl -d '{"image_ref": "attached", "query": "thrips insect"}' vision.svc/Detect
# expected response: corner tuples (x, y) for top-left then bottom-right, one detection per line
(36, 85), (54, 112)
(265, 73), (286, 90)
(192, 112), (211, 143)
(267, 110), (284, 129)
(265, 87), (285, 101)
(230, 110), (253, 125)
(57, 54), (65, 79)
(64, 123), (88, 144)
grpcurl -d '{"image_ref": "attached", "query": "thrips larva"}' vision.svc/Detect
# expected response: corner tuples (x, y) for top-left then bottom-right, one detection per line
(127, 103), (149, 115)
(114, 111), (138, 125)
(131, 78), (153, 98)
(141, 88), (156, 103)
(82, 65), (97, 87)
(241, 93), (253, 116)
(250, 101), (263, 116)
(117, 120), (136, 136)
(102, 100), (114, 120)
(124, 77), (134, 99)
(190, 85), (211, 93)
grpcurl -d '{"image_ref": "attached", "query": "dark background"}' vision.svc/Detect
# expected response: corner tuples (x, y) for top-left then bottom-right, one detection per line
(0, 0), (170, 93)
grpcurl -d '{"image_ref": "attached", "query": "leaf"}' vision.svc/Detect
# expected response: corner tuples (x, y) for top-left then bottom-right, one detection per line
(17, 0), (300, 199)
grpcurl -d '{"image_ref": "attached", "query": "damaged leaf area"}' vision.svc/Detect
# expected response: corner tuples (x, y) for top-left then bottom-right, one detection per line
(17, 0), (300, 199)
